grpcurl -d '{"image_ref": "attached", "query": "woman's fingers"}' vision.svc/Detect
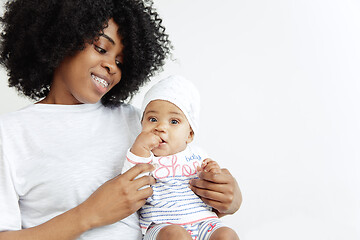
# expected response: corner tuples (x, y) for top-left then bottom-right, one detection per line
(133, 174), (156, 191)
(121, 163), (155, 191)
(190, 178), (227, 193)
(120, 164), (156, 200)
(189, 185), (224, 201)
(135, 184), (154, 200)
(120, 163), (154, 181)
(194, 168), (234, 185)
(189, 168), (241, 215)
(189, 183), (234, 214)
(83, 165), (155, 228)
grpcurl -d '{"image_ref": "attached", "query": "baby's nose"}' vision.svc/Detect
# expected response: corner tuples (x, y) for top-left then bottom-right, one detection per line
(154, 122), (167, 132)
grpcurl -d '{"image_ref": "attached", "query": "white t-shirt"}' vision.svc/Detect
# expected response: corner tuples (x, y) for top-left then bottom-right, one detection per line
(0, 102), (143, 239)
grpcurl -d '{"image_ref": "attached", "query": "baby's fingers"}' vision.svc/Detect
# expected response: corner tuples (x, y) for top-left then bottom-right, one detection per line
(202, 159), (221, 173)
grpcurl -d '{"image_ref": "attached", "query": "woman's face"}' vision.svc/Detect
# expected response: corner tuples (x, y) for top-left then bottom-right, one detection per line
(43, 18), (124, 105)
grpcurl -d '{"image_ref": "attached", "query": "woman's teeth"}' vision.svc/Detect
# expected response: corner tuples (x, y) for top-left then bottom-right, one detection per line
(92, 74), (109, 88)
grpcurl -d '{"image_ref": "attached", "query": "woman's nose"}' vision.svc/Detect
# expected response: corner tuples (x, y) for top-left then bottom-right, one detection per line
(101, 58), (117, 75)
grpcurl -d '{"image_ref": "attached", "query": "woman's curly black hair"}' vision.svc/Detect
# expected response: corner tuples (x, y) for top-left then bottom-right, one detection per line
(0, 0), (171, 107)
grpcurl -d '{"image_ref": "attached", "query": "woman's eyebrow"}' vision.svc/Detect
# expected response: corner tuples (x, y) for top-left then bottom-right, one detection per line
(100, 34), (115, 45)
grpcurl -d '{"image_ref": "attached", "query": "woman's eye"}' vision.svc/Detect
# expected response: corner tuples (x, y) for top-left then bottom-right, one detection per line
(171, 120), (179, 124)
(95, 45), (106, 54)
(116, 60), (123, 70)
(149, 117), (157, 122)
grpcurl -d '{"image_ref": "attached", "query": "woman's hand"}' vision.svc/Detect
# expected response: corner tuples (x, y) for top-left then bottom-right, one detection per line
(79, 163), (155, 229)
(190, 159), (242, 217)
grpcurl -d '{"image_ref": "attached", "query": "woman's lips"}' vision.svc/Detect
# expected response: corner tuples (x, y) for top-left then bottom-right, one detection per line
(91, 73), (111, 94)
(91, 73), (110, 88)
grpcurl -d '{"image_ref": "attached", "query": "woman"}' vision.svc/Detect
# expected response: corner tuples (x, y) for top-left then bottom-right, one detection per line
(0, 0), (241, 239)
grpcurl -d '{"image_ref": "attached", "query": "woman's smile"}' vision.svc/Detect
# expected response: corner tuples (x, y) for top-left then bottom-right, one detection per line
(91, 73), (111, 94)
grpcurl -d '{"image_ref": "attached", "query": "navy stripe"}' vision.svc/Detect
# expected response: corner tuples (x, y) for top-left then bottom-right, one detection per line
(141, 209), (211, 220)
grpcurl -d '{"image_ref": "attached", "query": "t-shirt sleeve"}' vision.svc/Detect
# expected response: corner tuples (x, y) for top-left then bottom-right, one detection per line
(132, 106), (142, 134)
(0, 135), (22, 231)
(122, 104), (142, 143)
(121, 149), (153, 174)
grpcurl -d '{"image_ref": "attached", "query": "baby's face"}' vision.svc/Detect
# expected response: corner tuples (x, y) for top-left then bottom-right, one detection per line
(142, 100), (194, 156)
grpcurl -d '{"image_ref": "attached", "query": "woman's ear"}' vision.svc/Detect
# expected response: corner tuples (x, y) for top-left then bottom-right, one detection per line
(186, 129), (194, 144)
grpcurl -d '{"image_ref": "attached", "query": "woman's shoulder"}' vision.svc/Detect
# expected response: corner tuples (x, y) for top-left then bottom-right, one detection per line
(115, 103), (141, 115)
(0, 104), (35, 123)
(106, 103), (142, 122)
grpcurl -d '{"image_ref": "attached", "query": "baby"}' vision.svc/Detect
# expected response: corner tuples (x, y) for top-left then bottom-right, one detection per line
(122, 75), (238, 240)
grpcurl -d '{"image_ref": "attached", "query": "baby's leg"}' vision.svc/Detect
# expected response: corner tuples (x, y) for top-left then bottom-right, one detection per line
(198, 218), (239, 240)
(209, 227), (239, 240)
(157, 225), (192, 240)
(144, 224), (192, 240)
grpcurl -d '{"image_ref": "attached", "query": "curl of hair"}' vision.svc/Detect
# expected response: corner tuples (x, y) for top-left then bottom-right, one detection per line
(0, 0), (171, 107)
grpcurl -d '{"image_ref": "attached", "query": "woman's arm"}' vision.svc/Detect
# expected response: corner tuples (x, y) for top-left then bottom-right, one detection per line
(0, 164), (155, 240)
(0, 206), (88, 240)
(189, 162), (242, 217)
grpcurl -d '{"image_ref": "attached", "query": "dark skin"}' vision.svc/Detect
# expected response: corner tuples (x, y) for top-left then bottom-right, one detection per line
(190, 167), (242, 218)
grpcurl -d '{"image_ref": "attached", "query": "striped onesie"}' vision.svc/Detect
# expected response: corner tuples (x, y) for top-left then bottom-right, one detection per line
(121, 145), (221, 239)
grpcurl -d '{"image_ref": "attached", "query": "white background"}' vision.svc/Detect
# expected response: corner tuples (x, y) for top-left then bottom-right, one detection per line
(1, 0), (360, 239)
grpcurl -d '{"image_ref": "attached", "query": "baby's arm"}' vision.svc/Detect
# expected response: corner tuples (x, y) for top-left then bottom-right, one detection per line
(130, 132), (162, 157)
(121, 132), (161, 185)
(201, 159), (221, 174)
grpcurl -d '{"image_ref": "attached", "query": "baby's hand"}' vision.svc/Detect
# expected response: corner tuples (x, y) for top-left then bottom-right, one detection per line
(201, 159), (221, 174)
(130, 132), (162, 157)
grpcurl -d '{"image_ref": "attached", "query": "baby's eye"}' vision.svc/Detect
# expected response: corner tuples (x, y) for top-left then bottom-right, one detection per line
(95, 45), (106, 54)
(149, 117), (157, 122)
(171, 119), (179, 124)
